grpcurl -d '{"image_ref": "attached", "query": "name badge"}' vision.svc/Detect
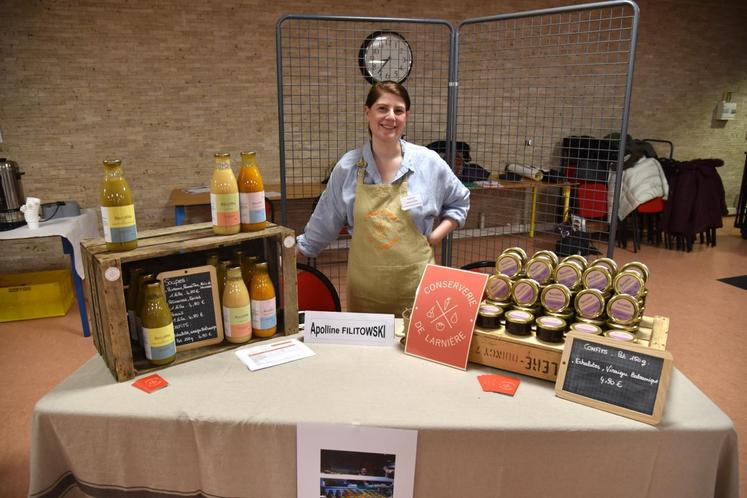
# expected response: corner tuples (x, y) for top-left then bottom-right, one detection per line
(400, 194), (423, 211)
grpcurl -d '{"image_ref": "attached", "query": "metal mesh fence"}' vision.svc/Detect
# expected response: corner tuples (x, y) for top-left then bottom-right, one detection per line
(276, 16), (453, 308)
(452, 2), (638, 267)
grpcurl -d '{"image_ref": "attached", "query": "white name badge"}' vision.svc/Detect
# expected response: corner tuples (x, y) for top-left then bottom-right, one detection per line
(304, 311), (395, 346)
(400, 194), (423, 211)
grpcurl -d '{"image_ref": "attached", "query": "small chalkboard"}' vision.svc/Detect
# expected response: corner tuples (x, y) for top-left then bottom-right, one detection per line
(555, 332), (673, 425)
(157, 266), (224, 352)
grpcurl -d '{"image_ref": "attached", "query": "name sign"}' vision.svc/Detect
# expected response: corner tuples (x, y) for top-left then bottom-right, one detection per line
(405, 264), (488, 370)
(303, 311), (395, 346)
(555, 332), (673, 424)
(157, 266), (224, 352)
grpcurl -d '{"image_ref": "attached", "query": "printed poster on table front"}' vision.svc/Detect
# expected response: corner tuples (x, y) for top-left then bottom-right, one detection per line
(404, 264), (488, 369)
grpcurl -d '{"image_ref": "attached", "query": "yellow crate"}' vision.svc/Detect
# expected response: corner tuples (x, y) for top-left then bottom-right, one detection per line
(0, 269), (74, 322)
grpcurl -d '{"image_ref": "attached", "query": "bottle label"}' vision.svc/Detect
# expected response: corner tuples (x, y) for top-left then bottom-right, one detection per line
(239, 191), (267, 224)
(211, 193), (240, 226)
(101, 205), (137, 243)
(223, 304), (252, 338)
(251, 297), (277, 330)
(143, 324), (176, 360)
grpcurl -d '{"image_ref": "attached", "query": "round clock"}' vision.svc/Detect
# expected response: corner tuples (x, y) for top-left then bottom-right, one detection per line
(358, 31), (413, 84)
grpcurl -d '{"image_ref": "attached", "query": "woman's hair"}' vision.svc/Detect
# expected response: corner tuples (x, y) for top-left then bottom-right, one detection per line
(365, 81), (411, 110)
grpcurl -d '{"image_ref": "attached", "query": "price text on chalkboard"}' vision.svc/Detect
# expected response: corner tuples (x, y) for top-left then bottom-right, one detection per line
(555, 333), (673, 424)
(157, 266), (224, 352)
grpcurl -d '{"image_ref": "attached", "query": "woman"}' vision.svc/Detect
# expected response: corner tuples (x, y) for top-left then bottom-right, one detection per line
(296, 81), (470, 316)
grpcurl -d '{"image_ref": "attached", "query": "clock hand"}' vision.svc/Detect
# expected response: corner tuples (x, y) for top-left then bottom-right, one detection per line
(378, 56), (391, 76)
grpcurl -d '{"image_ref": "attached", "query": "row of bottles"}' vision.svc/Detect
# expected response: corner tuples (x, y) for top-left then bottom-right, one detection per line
(99, 150), (268, 252)
(211, 151), (267, 235)
(125, 250), (277, 366)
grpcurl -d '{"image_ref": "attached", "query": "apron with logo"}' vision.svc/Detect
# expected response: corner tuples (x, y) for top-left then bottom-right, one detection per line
(347, 162), (435, 316)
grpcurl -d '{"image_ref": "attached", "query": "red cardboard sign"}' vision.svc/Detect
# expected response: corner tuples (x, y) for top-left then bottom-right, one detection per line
(405, 264), (488, 369)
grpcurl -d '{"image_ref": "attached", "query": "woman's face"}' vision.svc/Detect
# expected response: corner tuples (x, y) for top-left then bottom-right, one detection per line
(364, 92), (409, 143)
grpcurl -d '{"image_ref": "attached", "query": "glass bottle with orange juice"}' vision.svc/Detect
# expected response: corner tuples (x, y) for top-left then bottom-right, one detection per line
(222, 266), (252, 343)
(238, 151), (268, 231)
(250, 262), (277, 337)
(210, 152), (240, 235)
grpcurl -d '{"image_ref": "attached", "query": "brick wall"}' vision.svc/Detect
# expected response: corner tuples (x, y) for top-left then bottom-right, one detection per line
(1, 0), (745, 272)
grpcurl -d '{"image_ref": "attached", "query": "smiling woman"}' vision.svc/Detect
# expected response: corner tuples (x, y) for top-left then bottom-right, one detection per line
(296, 82), (470, 316)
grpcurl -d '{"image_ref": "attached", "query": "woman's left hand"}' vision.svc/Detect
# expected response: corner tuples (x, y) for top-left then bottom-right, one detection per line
(428, 218), (459, 246)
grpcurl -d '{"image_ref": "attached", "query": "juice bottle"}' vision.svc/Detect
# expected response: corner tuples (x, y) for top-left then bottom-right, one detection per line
(140, 281), (177, 366)
(250, 262), (277, 338)
(100, 159), (138, 251)
(241, 255), (258, 289)
(125, 267), (144, 342)
(206, 253), (219, 268)
(210, 152), (240, 235)
(216, 259), (232, 302)
(134, 273), (155, 346)
(222, 266), (252, 343)
(238, 151), (268, 232)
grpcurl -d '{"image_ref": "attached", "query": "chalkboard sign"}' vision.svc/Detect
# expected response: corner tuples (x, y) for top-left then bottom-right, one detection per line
(555, 332), (673, 424)
(157, 266), (224, 352)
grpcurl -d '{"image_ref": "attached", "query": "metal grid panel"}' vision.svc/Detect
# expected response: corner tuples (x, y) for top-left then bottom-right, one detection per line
(452, 2), (638, 267)
(276, 16), (453, 308)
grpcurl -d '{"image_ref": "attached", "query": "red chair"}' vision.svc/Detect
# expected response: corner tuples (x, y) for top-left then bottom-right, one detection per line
(297, 263), (341, 312)
(636, 197), (665, 246)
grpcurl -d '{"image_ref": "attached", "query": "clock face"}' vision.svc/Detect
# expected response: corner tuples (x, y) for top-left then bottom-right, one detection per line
(359, 31), (413, 84)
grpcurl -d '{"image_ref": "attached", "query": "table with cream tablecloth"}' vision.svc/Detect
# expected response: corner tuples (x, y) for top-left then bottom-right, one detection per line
(29, 336), (738, 498)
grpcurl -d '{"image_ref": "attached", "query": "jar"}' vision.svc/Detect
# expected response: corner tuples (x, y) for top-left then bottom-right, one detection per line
(619, 261), (649, 283)
(546, 309), (575, 322)
(606, 294), (641, 325)
(574, 288), (607, 319)
(590, 257), (618, 277)
(535, 316), (566, 343)
(582, 266), (613, 293)
(477, 303), (503, 330)
(504, 309), (534, 336)
(576, 316), (607, 328)
(485, 273), (513, 302)
(561, 254), (588, 271)
(533, 249), (559, 266)
(569, 322), (603, 335)
(511, 278), (541, 307)
(496, 252), (523, 278)
(553, 261), (584, 290)
(540, 283), (572, 313)
(525, 256), (554, 285)
(613, 270), (646, 298)
(605, 329), (637, 343)
(606, 321), (640, 335)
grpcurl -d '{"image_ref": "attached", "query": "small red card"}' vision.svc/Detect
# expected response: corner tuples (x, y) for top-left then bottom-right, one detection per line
(132, 374), (169, 393)
(478, 374), (520, 396)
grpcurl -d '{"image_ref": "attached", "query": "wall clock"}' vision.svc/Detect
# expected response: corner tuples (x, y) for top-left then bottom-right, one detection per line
(359, 31), (413, 84)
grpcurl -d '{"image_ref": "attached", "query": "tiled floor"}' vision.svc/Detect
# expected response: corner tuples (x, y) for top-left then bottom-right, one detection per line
(1, 221), (745, 497)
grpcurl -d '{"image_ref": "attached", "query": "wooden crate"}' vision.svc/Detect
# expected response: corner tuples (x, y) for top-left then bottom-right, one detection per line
(81, 222), (298, 382)
(469, 315), (669, 382)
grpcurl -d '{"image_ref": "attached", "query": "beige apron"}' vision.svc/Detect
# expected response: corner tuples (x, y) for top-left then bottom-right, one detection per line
(347, 162), (435, 316)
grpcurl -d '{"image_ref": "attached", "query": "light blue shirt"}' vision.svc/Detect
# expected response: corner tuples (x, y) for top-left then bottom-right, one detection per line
(297, 140), (471, 258)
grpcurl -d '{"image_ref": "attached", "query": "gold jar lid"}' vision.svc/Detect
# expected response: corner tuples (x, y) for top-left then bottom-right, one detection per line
(505, 309), (534, 324)
(526, 257), (554, 285)
(533, 249), (559, 266)
(502, 246), (528, 262)
(574, 288), (606, 319)
(485, 298), (511, 308)
(577, 316), (606, 327)
(590, 257), (618, 276)
(512, 278), (541, 307)
(582, 266), (613, 293)
(619, 261), (649, 282)
(604, 329), (636, 342)
(606, 320), (639, 333)
(478, 303), (504, 317)
(485, 274), (513, 302)
(606, 294), (641, 325)
(540, 283), (572, 313)
(613, 270), (646, 298)
(513, 304), (542, 315)
(561, 254), (588, 271)
(496, 252), (523, 278)
(553, 261), (584, 290)
(569, 322), (603, 335)
(536, 315), (566, 331)
(547, 309), (574, 320)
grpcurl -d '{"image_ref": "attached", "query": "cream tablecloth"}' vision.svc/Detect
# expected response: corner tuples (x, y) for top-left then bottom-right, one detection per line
(30, 339), (738, 498)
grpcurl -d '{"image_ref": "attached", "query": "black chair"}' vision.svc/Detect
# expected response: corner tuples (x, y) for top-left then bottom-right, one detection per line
(297, 263), (341, 312)
(459, 260), (495, 273)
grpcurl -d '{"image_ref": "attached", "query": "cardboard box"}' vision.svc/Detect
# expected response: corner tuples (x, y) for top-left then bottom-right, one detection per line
(0, 269), (74, 322)
(81, 222), (298, 381)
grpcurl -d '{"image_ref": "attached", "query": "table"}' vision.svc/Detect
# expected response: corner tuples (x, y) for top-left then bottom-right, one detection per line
(29, 337), (738, 498)
(471, 179), (575, 237)
(0, 209), (99, 337)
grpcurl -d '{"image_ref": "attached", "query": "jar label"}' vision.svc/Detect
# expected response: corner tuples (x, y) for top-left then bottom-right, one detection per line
(556, 266), (579, 287)
(577, 293), (603, 316)
(211, 193), (240, 226)
(240, 191), (267, 224)
(584, 269), (608, 290)
(223, 304), (252, 338)
(486, 276), (510, 300)
(527, 261), (550, 282)
(513, 282), (535, 304)
(101, 205), (137, 243)
(251, 297), (277, 329)
(497, 256), (518, 277)
(617, 274), (641, 295)
(609, 298), (636, 321)
(543, 288), (566, 311)
(143, 324), (176, 360)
